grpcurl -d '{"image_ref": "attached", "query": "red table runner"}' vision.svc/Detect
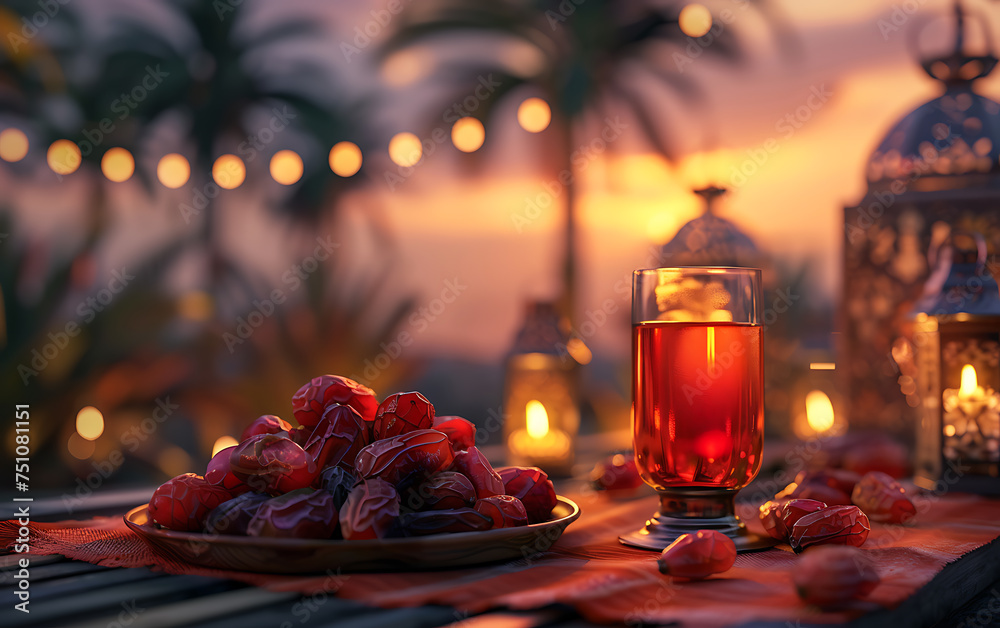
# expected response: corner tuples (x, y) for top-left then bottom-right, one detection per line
(4, 490), (1000, 626)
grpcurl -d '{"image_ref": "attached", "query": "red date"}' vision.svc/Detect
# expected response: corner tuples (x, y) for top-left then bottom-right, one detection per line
(793, 545), (880, 607)
(475, 495), (528, 528)
(403, 472), (476, 511)
(148, 473), (234, 531)
(247, 489), (339, 539)
(657, 530), (737, 579)
(450, 447), (504, 499)
(318, 466), (357, 510)
(590, 453), (642, 493)
(302, 404), (370, 472)
(204, 492), (269, 536)
(758, 499), (790, 540)
(851, 471), (916, 524)
(229, 434), (318, 495)
(497, 466), (557, 523)
(340, 478), (400, 540)
(373, 391), (435, 441)
(431, 416), (476, 452)
(354, 429), (454, 486)
(398, 508), (493, 536)
(241, 415), (293, 442)
(205, 445), (249, 494)
(292, 375), (379, 427)
(789, 505), (870, 553)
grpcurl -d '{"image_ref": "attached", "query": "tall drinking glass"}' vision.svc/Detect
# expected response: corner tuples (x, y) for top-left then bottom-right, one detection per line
(620, 267), (774, 551)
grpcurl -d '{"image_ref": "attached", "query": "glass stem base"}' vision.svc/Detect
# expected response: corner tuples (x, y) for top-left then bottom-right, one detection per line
(619, 488), (776, 552)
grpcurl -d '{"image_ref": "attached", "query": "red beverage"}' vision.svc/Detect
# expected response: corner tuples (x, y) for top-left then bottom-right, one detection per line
(633, 321), (763, 490)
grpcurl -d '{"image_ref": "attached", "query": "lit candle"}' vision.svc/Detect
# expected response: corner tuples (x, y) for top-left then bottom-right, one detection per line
(508, 400), (571, 466)
(958, 364), (985, 411)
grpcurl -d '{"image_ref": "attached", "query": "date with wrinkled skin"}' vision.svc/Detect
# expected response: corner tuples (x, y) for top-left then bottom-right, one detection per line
(205, 445), (250, 494)
(373, 391), (436, 441)
(450, 447), (504, 499)
(149, 473), (234, 531)
(229, 434), (318, 495)
(431, 416), (476, 452)
(340, 478), (401, 540)
(793, 545), (880, 607)
(498, 466), (557, 523)
(318, 466), (357, 510)
(851, 471), (916, 524)
(354, 429), (454, 486)
(475, 495), (528, 528)
(292, 375), (379, 427)
(590, 454), (642, 493)
(657, 530), (737, 579)
(241, 414), (293, 443)
(759, 499), (790, 540)
(303, 404), (370, 472)
(247, 489), (339, 539)
(403, 472), (476, 511)
(781, 499), (828, 532)
(398, 508), (493, 536)
(204, 492), (270, 536)
(789, 505), (870, 553)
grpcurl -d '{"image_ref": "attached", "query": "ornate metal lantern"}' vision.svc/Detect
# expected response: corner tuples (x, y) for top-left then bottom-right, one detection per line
(503, 301), (579, 476)
(913, 233), (1000, 495)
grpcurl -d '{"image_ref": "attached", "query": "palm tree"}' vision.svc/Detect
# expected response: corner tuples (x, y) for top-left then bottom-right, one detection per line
(380, 0), (794, 321)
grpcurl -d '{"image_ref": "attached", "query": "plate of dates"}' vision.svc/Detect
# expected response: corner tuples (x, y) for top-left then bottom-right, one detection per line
(124, 375), (581, 573)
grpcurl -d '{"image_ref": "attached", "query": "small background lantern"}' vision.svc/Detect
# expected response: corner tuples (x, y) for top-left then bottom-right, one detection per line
(503, 301), (580, 476)
(913, 232), (1000, 495)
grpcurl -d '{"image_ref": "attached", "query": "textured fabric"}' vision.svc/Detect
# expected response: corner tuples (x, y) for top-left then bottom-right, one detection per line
(3, 491), (999, 626)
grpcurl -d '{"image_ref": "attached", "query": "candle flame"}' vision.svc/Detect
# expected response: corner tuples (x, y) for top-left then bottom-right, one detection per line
(526, 400), (549, 439)
(805, 390), (835, 433)
(960, 364), (978, 396)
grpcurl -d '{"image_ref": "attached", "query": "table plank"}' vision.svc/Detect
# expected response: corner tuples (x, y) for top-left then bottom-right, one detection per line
(0, 559), (109, 585)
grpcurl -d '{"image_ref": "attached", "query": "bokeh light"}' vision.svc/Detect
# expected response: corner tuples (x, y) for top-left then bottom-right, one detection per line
(47, 139), (82, 175)
(76, 406), (105, 441)
(0, 128), (29, 162)
(158, 446), (192, 477)
(679, 4), (713, 38)
(517, 97), (551, 133)
(101, 147), (135, 182)
(212, 435), (239, 457)
(68, 433), (95, 460)
(212, 154), (246, 189)
(451, 117), (485, 153)
(269, 149), (303, 185)
(157, 153), (191, 188)
(177, 290), (213, 321)
(389, 132), (423, 167)
(329, 141), (362, 177)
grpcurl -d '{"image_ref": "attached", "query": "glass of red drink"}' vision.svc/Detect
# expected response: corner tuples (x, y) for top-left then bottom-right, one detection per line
(620, 267), (775, 551)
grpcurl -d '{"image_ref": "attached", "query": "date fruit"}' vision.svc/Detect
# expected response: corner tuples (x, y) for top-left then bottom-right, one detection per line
(851, 471), (916, 524)
(431, 416), (476, 452)
(292, 375), (378, 427)
(793, 545), (880, 607)
(248, 489), (339, 539)
(319, 466), (357, 510)
(204, 492), (269, 536)
(590, 453), (642, 493)
(340, 478), (401, 540)
(450, 447), (504, 499)
(657, 530), (737, 579)
(781, 499), (828, 531)
(403, 472), (476, 511)
(498, 466), (557, 523)
(789, 505), (871, 553)
(229, 434), (318, 495)
(354, 429), (454, 486)
(758, 499), (790, 540)
(302, 404), (370, 472)
(241, 415), (293, 442)
(398, 508), (493, 536)
(475, 495), (528, 528)
(373, 391), (435, 441)
(205, 445), (249, 494)
(149, 473), (235, 531)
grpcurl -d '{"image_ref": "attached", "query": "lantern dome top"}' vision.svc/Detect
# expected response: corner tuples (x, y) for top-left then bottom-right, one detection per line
(866, 1), (1000, 185)
(659, 187), (761, 268)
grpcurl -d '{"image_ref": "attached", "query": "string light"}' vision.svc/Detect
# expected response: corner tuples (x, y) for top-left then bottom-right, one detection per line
(679, 4), (713, 37)
(212, 154), (246, 189)
(329, 141), (363, 176)
(451, 117), (485, 153)
(270, 149), (303, 185)
(157, 153), (190, 188)
(76, 406), (104, 441)
(0, 129), (29, 162)
(388, 132), (423, 167)
(47, 140), (81, 175)
(517, 98), (551, 133)
(101, 147), (135, 182)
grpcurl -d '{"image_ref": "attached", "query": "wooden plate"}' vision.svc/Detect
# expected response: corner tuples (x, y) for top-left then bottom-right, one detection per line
(124, 495), (580, 573)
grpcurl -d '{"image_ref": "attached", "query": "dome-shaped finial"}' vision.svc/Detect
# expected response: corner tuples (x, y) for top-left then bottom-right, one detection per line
(918, 0), (997, 85)
(693, 185), (728, 215)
